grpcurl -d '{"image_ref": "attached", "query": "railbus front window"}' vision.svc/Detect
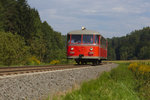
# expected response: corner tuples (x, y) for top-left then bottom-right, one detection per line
(95, 35), (99, 44)
(83, 35), (93, 44)
(71, 35), (81, 44)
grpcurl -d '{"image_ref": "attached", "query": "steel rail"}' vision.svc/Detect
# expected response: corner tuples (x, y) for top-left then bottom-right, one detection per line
(0, 64), (92, 76)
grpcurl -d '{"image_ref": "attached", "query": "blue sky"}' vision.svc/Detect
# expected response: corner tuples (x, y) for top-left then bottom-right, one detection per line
(27, 0), (150, 38)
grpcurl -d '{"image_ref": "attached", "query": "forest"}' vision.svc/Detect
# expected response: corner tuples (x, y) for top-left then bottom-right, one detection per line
(108, 27), (150, 60)
(0, 0), (150, 66)
(0, 0), (66, 65)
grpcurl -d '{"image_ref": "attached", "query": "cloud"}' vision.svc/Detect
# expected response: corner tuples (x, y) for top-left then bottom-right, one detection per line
(112, 7), (126, 13)
(27, 0), (150, 38)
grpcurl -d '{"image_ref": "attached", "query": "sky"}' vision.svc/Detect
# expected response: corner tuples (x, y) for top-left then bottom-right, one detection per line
(27, 0), (150, 38)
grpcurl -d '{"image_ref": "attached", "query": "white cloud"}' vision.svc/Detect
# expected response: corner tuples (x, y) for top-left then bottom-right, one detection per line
(112, 7), (126, 13)
(82, 9), (98, 14)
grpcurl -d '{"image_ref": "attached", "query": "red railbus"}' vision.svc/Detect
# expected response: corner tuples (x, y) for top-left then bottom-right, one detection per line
(67, 27), (107, 65)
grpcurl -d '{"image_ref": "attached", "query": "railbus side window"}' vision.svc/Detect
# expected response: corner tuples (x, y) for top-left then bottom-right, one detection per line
(71, 35), (81, 44)
(103, 38), (106, 49)
(104, 39), (106, 48)
(67, 34), (70, 44)
(83, 35), (93, 44)
(101, 37), (106, 48)
(100, 37), (103, 47)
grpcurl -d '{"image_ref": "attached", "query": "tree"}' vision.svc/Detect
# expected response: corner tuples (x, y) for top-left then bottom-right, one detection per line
(138, 46), (150, 59)
(0, 31), (29, 65)
(108, 27), (150, 60)
(0, 1), (4, 31)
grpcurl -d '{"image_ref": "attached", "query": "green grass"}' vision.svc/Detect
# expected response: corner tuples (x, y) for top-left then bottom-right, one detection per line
(52, 63), (141, 100)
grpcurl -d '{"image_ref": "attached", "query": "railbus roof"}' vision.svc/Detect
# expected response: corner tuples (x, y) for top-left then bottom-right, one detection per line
(67, 29), (101, 35)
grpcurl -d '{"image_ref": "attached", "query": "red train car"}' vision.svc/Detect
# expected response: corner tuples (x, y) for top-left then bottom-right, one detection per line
(67, 27), (107, 65)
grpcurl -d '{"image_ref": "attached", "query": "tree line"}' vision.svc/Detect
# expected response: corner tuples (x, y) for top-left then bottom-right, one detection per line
(0, 0), (66, 65)
(108, 27), (150, 60)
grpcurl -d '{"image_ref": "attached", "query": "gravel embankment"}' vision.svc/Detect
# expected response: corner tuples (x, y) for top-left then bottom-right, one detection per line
(0, 63), (118, 100)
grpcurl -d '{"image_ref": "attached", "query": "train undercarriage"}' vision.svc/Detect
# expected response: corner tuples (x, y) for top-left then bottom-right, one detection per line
(75, 59), (102, 66)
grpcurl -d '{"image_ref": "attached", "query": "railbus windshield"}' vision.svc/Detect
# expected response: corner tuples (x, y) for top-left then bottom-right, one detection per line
(67, 34), (99, 44)
(71, 35), (81, 44)
(83, 35), (93, 44)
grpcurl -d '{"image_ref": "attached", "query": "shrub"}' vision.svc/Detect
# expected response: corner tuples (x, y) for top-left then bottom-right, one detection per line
(128, 62), (150, 100)
(128, 62), (138, 72)
(50, 60), (60, 65)
(0, 31), (29, 66)
(27, 56), (41, 65)
(128, 62), (150, 76)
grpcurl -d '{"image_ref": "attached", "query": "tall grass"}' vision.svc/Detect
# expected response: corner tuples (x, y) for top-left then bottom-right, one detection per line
(52, 63), (140, 100)
(128, 62), (150, 100)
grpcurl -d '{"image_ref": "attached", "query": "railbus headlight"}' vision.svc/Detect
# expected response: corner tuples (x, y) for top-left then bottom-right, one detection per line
(90, 48), (93, 51)
(71, 48), (74, 50)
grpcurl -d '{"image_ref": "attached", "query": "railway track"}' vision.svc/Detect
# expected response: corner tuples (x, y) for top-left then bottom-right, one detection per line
(0, 64), (93, 76)
(0, 63), (108, 76)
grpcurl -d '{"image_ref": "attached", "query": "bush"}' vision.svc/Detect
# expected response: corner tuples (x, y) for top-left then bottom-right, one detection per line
(27, 56), (41, 65)
(128, 62), (150, 100)
(60, 59), (68, 64)
(0, 31), (29, 66)
(128, 62), (150, 78)
(50, 60), (60, 65)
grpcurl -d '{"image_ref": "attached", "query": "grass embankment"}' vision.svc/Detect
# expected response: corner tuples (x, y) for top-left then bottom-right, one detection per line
(51, 63), (142, 100)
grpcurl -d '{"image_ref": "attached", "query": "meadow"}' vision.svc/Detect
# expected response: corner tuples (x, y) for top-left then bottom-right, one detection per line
(49, 60), (150, 100)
